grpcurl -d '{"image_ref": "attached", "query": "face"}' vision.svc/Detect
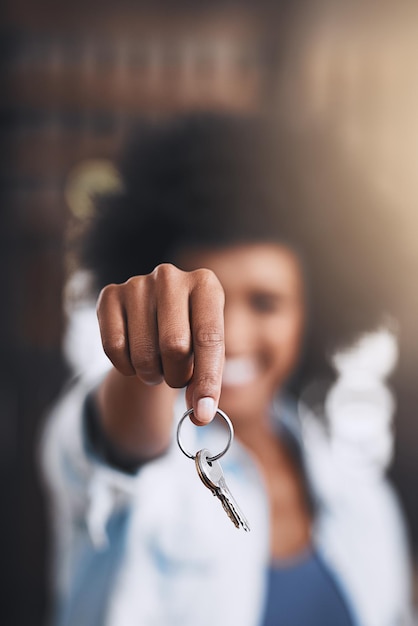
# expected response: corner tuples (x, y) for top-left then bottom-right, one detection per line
(179, 243), (306, 426)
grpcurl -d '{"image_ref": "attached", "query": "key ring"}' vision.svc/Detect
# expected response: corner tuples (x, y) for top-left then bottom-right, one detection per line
(176, 407), (234, 462)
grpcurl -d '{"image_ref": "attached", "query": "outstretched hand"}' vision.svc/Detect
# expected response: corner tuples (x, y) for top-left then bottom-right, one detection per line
(96, 263), (225, 425)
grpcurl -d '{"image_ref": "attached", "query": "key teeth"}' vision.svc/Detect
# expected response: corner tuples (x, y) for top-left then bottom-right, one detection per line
(227, 500), (251, 532)
(220, 498), (240, 529)
(220, 495), (250, 532)
(219, 486), (251, 532)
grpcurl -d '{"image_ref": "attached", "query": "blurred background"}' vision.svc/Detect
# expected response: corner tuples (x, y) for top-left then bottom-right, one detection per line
(1, 0), (417, 624)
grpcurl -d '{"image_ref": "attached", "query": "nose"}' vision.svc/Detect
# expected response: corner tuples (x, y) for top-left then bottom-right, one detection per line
(223, 302), (254, 356)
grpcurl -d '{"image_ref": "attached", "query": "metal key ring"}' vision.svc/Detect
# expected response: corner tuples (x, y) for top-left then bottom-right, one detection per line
(176, 407), (234, 462)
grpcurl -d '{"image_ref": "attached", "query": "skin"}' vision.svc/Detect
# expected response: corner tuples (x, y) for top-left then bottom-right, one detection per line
(96, 242), (311, 558)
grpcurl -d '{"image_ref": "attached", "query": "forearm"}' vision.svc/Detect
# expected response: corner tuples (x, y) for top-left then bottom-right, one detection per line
(95, 368), (178, 464)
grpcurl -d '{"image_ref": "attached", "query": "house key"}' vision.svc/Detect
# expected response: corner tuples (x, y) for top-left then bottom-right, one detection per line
(176, 407), (250, 532)
(195, 448), (250, 532)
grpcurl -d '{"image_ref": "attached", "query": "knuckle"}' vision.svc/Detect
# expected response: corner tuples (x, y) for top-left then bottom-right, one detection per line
(193, 268), (223, 290)
(193, 327), (224, 349)
(124, 276), (140, 290)
(133, 358), (163, 384)
(159, 333), (191, 359)
(101, 333), (126, 360)
(97, 283), (119, 309)
(193, 267), (215, 280)
(151, 263), (180, 283)
(130, 340), (158, 372)
(124, 275), (147, 297)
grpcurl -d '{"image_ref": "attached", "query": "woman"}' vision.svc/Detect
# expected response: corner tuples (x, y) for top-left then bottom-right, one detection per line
(41, 113), (413, 626)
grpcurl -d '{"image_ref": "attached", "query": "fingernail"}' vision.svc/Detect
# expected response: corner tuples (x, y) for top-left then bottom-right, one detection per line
(196, 397), (216, 424)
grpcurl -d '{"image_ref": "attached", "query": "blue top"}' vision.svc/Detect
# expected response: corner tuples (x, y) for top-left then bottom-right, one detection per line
(261, 548), (354, 626)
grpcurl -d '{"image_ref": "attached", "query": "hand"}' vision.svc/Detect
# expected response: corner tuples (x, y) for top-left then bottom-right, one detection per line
(96, 263), (225, 425)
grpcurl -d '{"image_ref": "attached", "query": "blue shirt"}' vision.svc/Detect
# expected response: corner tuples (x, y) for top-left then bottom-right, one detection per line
(261, 548), (354, 626)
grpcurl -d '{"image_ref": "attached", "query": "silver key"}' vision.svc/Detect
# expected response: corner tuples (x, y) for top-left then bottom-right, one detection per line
(195, 448), (250, 532)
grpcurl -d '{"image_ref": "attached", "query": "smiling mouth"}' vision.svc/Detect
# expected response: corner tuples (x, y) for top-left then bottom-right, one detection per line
(222, 357), (259, 387)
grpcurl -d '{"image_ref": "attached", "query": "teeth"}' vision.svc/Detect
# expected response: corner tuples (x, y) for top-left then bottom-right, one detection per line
(222, 358), (258, 387)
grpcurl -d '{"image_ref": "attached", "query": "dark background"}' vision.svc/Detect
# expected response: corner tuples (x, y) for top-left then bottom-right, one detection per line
(1, 1), (417, 624)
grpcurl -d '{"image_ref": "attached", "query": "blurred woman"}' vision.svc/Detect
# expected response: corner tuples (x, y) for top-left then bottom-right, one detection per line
(41, 113), (413, 626)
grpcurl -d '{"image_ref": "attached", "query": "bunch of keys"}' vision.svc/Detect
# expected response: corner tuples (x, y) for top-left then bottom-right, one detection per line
(177, 407), (250, 532)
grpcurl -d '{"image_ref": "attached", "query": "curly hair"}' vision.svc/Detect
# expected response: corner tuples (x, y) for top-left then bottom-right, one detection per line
(80, 111), (407, 392)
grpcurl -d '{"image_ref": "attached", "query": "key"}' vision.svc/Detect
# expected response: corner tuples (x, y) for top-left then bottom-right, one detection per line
(195, 448), (250, 532)
(196, 449), (250, 532)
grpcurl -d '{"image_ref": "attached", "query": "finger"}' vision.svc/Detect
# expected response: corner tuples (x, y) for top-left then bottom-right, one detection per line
(96, 284), (135, 376)
(156, 266), (193, 388)
(188, 269), (225, 424)
(124, 277), (164, 385)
